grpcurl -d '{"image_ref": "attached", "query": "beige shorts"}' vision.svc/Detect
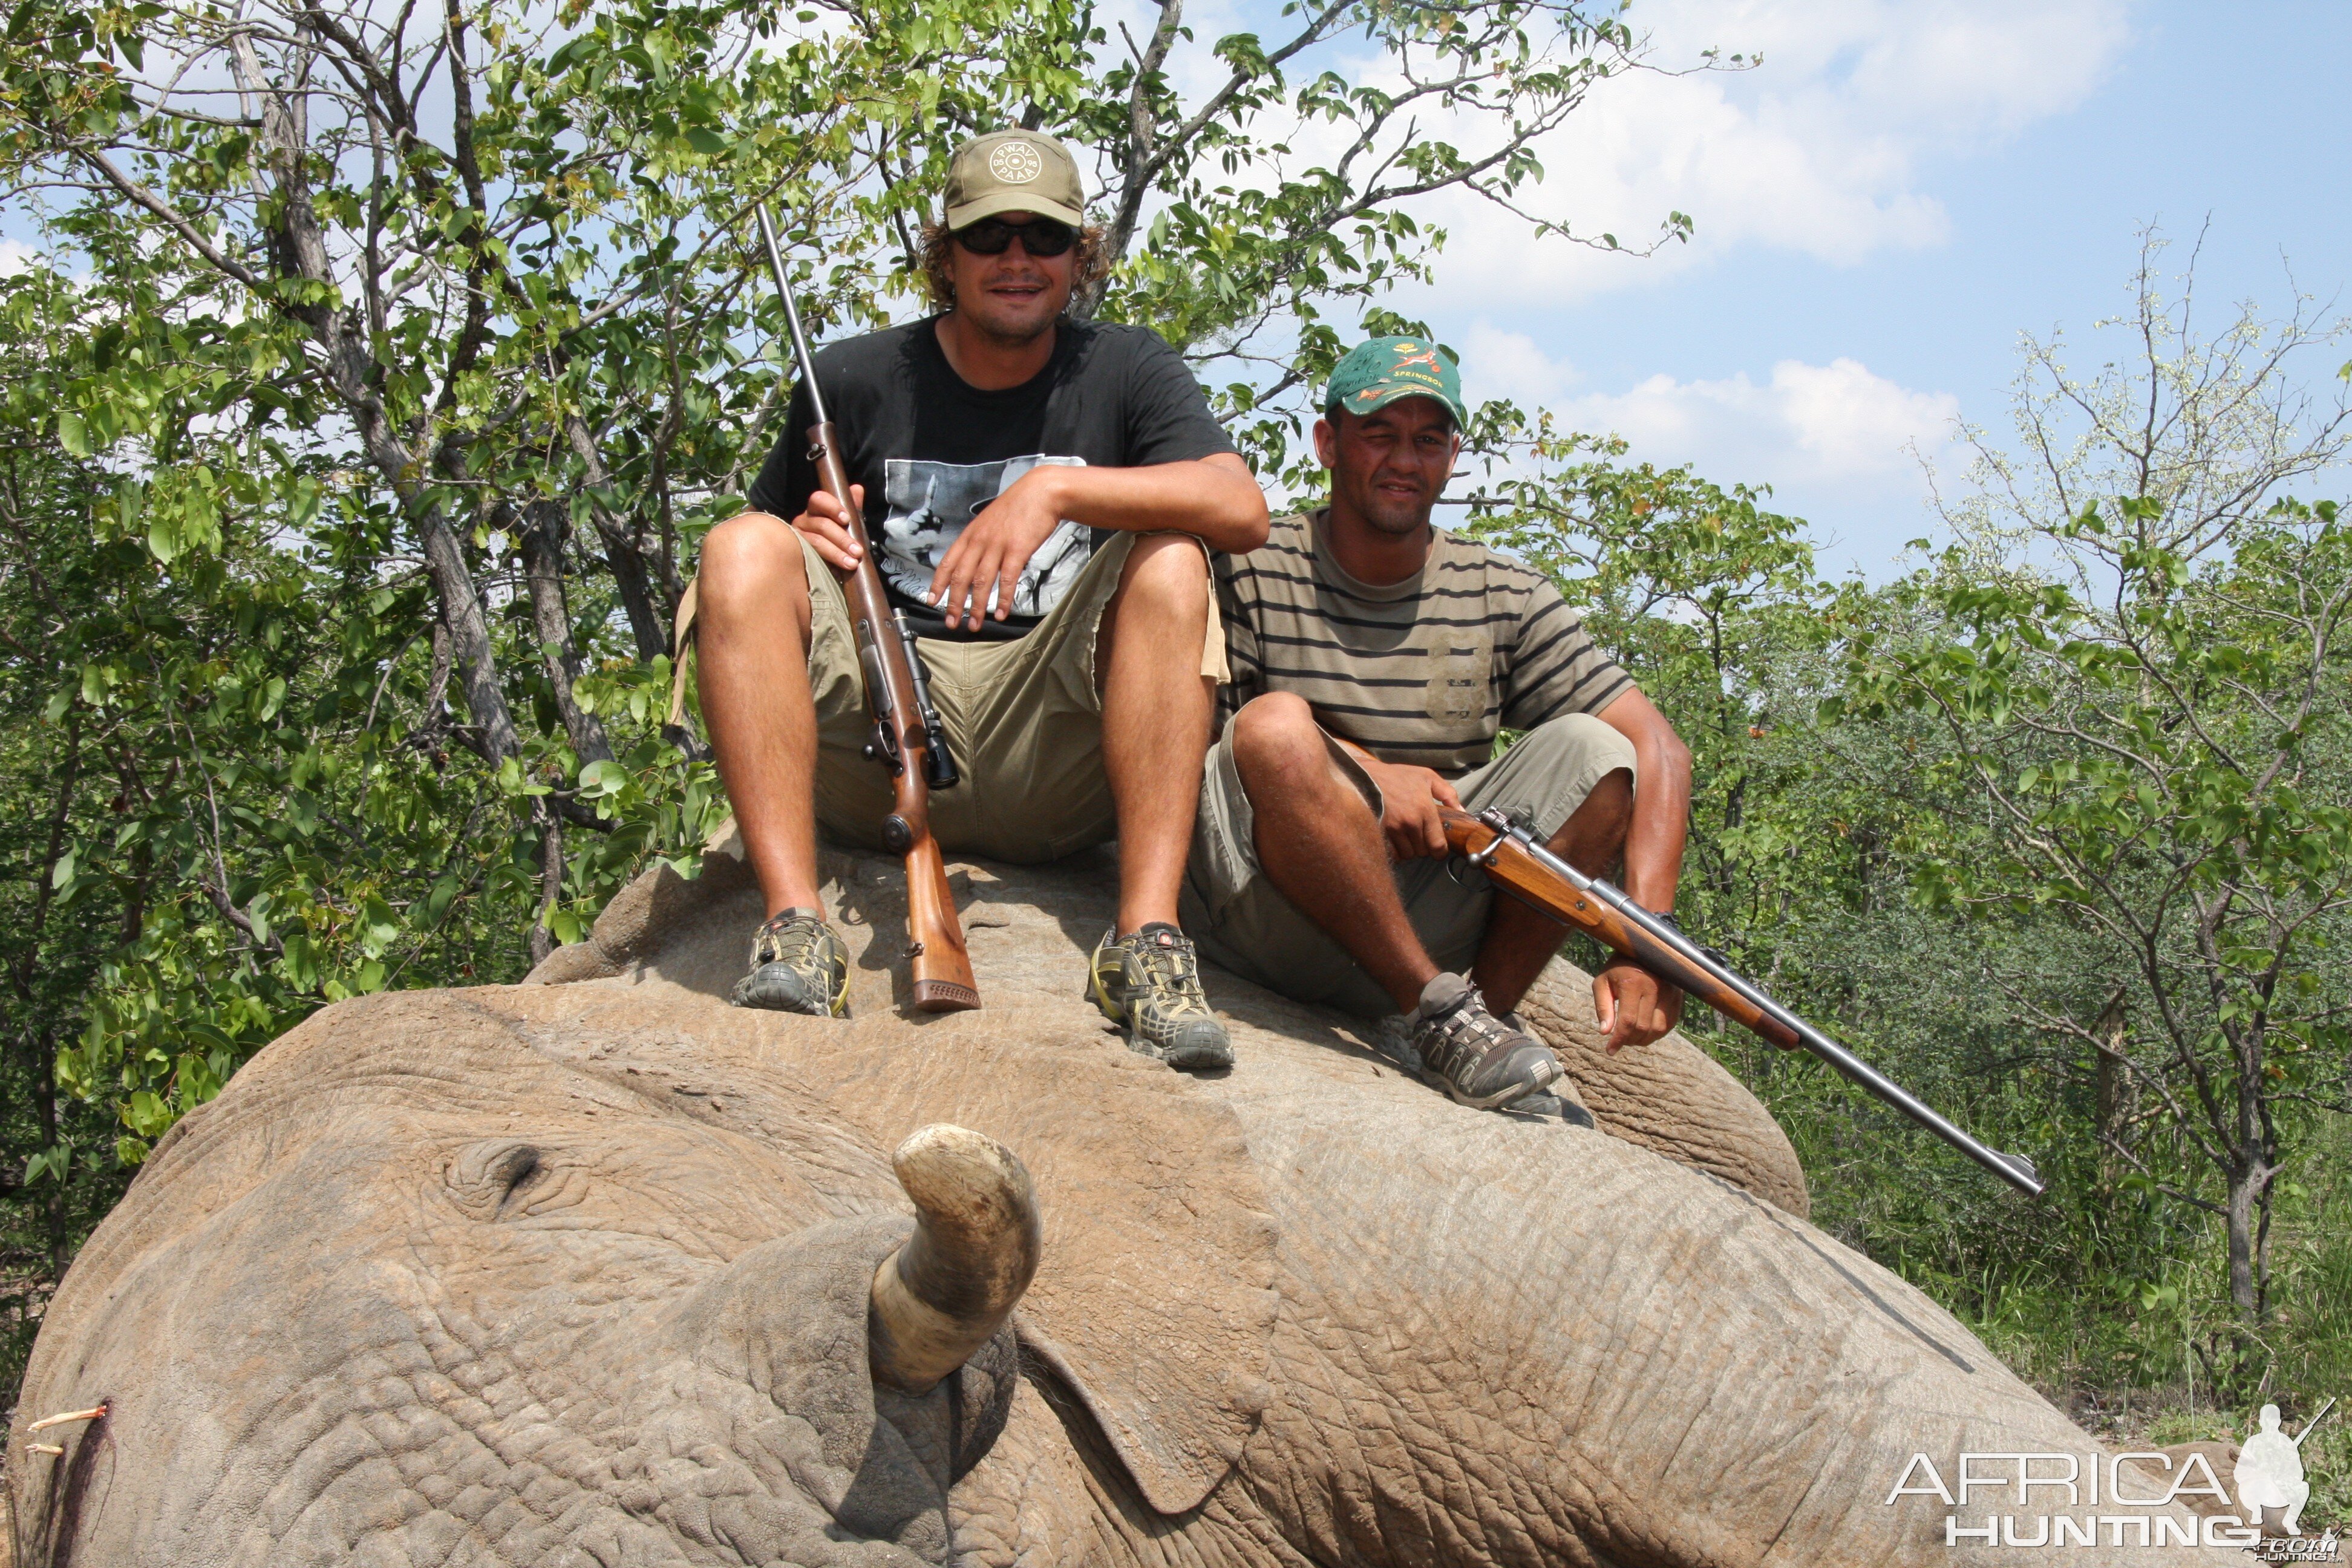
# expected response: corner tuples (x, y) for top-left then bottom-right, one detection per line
(1178, 711), (1639, 1016)
(677, 529), (1226, 864)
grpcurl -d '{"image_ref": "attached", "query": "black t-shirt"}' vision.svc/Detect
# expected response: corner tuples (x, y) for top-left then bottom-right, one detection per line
(746, 315), (1237, 639)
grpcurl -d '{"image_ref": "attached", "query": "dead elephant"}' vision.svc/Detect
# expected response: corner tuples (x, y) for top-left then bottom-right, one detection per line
(5, 839), (2244, 1565)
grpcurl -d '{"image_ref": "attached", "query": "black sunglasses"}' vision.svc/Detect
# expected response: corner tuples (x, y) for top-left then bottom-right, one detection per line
(953, 216), (1077, 257)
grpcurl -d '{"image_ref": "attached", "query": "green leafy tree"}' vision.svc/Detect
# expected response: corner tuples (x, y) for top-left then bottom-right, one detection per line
(1841, 244), (2352, 1341)
(1463, 423), (1826, 932)
(0, 270), (139, 1406)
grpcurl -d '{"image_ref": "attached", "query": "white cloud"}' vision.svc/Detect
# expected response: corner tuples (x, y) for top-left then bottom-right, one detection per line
(1460, 321), (1585, 406)
(1455, 330), (1959, 565)
(1410, 0), (2130, 304)
(0, 240), (34, 278)
(1563, 354), (1958, 482)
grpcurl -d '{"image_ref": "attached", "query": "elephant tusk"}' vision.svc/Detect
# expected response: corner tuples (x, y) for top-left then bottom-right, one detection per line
(28, 1405), (108, 1431)
(869, 1123), (1042, 1395)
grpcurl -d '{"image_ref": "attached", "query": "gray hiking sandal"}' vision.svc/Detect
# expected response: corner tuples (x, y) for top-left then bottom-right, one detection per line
(1409, 973), (1563, 1110)
(731, 907), (851, 1016)
(1086, 923), (1233, 1071)
(1505, 1010), (1595, 1129)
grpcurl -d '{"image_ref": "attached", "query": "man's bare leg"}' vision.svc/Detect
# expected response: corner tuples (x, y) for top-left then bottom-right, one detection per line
(1229, 693), (1439, 1013)
(1468, 769), (1632, 1014)
(1097, 535), (1215, 935)
(695, 512), (825, 918)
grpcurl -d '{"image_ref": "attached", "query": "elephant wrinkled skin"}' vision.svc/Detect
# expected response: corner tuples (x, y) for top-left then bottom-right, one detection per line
(5, 831), (2246, 1565)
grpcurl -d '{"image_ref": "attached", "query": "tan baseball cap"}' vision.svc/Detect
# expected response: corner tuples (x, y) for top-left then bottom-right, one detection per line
(943, 130), (1085, 230)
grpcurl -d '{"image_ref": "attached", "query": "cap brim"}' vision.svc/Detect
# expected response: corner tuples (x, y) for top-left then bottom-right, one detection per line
(946, 190), (1085, 230)
(1332, 385), (1468, 429)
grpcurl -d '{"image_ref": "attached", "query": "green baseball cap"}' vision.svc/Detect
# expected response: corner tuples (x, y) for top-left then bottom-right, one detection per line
(1325, 336), (1468, 429)
(944, 130), (1086, 230)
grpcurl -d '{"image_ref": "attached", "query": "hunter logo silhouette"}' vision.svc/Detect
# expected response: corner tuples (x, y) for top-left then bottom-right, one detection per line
(2237, 1398), (2333, 1537)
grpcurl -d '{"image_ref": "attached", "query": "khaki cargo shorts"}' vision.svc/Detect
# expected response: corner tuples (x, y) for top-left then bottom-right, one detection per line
(676, 529), (1226, 864)
(1178, 711), (1638, 1016)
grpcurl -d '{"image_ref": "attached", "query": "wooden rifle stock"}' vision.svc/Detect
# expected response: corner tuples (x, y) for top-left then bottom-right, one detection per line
(756, 207), (978, 1012)
(1441, 805), (2042, 1196)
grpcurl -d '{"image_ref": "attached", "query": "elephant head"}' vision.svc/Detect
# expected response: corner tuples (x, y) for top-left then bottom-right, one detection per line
(8, 996), (1080, 1564)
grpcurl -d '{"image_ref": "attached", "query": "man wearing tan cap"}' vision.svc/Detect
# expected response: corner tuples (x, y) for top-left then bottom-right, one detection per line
(689, 129), (1269, 1070)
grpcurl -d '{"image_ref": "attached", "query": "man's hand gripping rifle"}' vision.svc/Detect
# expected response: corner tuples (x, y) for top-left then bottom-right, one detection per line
(755, 206), (978, 1011)
(1443, 807), (2044, 1196)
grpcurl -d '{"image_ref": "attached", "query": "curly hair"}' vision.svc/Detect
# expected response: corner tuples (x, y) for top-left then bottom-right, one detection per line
(916, 220), (1112, 313)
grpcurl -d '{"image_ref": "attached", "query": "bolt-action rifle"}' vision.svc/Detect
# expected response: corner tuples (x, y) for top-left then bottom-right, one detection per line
(1442, 806), (2043, 1196)
(754, 206), (978, 1012)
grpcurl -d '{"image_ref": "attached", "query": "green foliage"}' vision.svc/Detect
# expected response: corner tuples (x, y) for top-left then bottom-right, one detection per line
(1830, 253), (2352, 1335)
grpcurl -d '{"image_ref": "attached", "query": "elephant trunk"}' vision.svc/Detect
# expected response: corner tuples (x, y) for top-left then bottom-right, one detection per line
(869, 1124), (1041, 1394)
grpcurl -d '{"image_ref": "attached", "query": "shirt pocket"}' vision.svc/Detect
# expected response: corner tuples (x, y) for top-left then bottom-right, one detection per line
(1424, 639), (1492, 724)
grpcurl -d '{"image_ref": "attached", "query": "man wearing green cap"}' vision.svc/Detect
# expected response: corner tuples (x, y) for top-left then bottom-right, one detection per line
(1180, 336), (1694, 1114)
(687, 129), (1268, 1066)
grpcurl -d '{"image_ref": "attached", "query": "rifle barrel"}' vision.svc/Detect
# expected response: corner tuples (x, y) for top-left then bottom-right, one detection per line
(1459, 809), (2044, 1198)
(755, 206), (830, 426)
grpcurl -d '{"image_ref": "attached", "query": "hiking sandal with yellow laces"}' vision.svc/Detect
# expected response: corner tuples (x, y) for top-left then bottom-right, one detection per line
(1086, 924), (1233, 1071)
(731, 907), (851, 1017)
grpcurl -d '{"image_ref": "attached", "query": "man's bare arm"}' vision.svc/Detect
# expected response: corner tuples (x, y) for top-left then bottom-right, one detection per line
(929, 452), (1267, 629)
(1590, 685), (1693, 1049)
(1035, 452), (1268, 550)
(1595, 686), (1690, 914)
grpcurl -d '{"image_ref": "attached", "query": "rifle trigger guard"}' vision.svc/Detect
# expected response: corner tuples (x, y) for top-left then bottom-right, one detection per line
(1449, 806), (1520, 883)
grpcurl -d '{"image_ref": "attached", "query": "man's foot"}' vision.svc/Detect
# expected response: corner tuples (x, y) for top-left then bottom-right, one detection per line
(1410, 974), (1561, 1110)
(1506, 1011), (1595, 1129)
(1086, 924), (1233, 1071)
(731, 907), (850, 1016)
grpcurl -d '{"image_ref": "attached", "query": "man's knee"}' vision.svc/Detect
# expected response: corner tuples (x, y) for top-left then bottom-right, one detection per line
(1230, 692), (1335, 795)
(1578, 766), (1634, 838)
(1518, 711), (1635, 775)
(1111, 533), (1209, 624)
(699, 512), (810, 616)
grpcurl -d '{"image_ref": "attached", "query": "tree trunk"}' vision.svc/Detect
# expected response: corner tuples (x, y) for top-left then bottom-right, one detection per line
(224, 30), (523, 766)
(564, 414), (671, 662)
(531, 799), (564, 967)
(2224, 1158), (2258, 1322)
(2092, 989), (2126, 1186)
(33, 1028), (65, 1278)
(415, 508), (522, 762)
(520, 500), (616, 766)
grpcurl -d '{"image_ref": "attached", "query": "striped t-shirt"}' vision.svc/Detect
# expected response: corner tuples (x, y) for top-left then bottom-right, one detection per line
(1217, 509), (1633, 776)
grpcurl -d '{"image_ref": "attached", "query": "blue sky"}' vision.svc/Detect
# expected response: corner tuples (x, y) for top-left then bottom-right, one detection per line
(1390, 0), (2352, 578)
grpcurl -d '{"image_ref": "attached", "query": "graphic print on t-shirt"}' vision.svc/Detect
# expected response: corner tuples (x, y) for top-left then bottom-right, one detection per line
(1425, 639), (1492, 722)
(881, 454), (1091, 620)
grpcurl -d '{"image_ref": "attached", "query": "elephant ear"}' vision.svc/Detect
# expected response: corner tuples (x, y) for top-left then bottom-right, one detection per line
(1515, 957), (1812, 1218)
(490, 982), (1281, 1516)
